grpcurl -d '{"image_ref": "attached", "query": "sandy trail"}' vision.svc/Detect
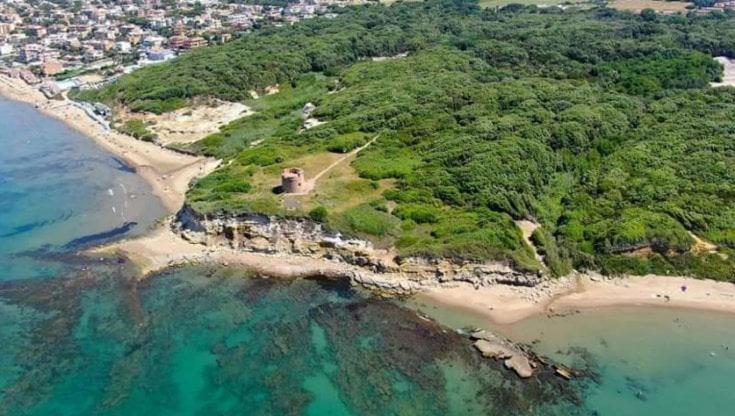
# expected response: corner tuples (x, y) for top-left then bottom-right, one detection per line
(515, 220), (543, 263)
(0, 75), (219, 213)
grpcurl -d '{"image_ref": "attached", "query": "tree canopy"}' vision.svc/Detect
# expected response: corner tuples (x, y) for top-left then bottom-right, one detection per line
(85, 1), (735, 280)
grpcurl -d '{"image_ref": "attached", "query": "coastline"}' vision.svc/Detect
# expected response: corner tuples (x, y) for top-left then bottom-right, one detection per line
(417, 273), (735, 325)
(92, 220), (395, 284)
(100, 218), (735, 326)
(4, 74), (735, 330)
(0, 75), (219, 213)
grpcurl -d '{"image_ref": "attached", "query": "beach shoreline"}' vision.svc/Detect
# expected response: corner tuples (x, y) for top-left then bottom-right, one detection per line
(416, 273), (735, 326)
(4, 74), (735, 330)
(99, 218), (735, 326)
(0, 75), (219, 213)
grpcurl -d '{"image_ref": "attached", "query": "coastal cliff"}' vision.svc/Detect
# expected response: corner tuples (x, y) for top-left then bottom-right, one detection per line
(173, 204), (544, 294)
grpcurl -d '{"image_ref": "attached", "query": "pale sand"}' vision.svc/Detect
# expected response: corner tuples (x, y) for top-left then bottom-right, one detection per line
(420, 273), (735, 325)
(712, 56), (735, 88)
(0, 75), (219, 213)
(104, 219), (735, 324)
(515, 219), (543, 263)
(118, 100), (253, 146)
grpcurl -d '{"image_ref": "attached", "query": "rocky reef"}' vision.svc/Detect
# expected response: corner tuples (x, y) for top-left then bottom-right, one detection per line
(171, 206), (571, 380)
(174, 205), (544, 295)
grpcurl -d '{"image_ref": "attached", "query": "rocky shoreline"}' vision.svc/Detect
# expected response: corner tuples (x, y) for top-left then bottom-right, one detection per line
(168, 205), (566, 378)
(173, 204), (545, 295)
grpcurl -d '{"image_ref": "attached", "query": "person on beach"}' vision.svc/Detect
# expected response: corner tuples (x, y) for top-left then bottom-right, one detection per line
(681, 284), (688, 293)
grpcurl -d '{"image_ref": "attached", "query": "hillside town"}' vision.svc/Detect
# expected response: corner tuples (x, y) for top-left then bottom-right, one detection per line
(0, 0), (367, 95)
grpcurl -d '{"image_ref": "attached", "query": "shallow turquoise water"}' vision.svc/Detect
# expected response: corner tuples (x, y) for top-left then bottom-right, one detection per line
(0, 97), (165, 280)
(3, 96), (733, 415)
(499, 307), (735, 416)
(408, 299), (735, 415)
(0, 98), (585, 415)
(1, 264), (585, 415)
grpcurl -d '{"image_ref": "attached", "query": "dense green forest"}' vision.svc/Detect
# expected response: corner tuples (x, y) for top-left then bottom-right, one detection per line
(84, 1), (735, 280)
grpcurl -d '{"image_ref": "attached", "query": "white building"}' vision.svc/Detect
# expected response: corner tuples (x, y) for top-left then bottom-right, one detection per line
(0, 43), (13, 56)
(146, 48), (175, 61)
(116, 41), (132, 53)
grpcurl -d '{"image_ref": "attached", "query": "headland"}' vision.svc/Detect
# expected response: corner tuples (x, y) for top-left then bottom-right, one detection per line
(4, 73), (735, 334)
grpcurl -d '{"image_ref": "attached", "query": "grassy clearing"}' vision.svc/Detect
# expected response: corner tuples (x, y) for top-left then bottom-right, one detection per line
(115, 119), (157, 142)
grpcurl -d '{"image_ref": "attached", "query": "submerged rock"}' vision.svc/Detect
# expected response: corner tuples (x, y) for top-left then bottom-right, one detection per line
(505, 355), (534, 379)
(474, 339), (514, 359)
(471, 329), (538, 378)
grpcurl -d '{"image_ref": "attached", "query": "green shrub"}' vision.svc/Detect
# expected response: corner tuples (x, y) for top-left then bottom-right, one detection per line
(326, 133), (367, 153)
(309, 206), (329, 222)
(118, 119), (157, 142)
(393, 204), (441, 224)
(531, 228), (572, 277)
(342, 204), (398, 236)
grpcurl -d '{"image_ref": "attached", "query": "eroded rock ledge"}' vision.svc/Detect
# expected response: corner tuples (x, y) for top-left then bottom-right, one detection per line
(174, 204), (544, 294)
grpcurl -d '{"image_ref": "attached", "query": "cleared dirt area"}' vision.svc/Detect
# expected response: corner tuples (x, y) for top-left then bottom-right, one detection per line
(610, 0), (692, 13)
(711, 56), (735, 87)
(118, 99), (252, 146)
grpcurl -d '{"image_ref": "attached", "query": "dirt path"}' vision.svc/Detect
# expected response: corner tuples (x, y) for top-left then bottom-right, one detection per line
(295, 134), (379, 195)
(515, 220), (543, 263)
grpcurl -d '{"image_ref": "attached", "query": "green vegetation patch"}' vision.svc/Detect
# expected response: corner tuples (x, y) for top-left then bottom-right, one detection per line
(116, 119), (157, 142)
(342, 204), (400, 237)
(91, 1), (735, 279)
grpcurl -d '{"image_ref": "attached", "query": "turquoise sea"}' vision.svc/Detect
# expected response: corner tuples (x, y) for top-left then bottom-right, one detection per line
(408, 300), (735, 416)
(1, 96), (734, 415)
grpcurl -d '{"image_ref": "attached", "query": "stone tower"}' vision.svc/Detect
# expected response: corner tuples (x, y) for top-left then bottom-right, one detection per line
(281, 167), (305, 193)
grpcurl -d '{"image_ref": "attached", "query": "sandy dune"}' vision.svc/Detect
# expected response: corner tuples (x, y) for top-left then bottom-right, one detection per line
(118, 100), (253, 146)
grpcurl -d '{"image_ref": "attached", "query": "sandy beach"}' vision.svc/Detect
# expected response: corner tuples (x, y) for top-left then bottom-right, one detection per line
(0, 75), (219, 212)
(418, 273), (735, 325)
(101, 216), (735, 326)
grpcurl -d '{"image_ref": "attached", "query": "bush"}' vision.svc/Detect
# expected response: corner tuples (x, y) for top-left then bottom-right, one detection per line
(118, 119), (157, 142)
(309, 206), (329, 222)
(326, 133), (367, 153)
(393, 204), (441, 224)
(342, 204), (398, 236)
